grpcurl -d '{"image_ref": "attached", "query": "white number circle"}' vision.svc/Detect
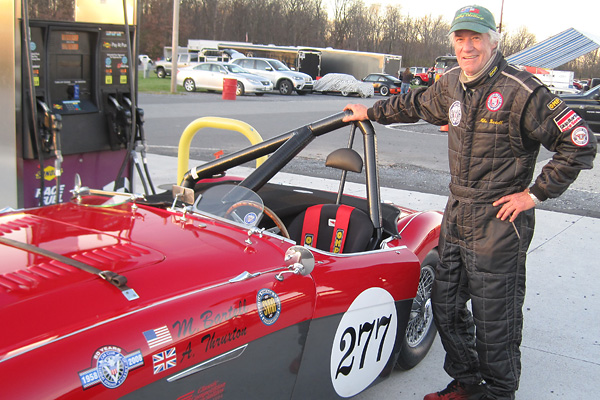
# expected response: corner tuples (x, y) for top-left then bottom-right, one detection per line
(330, 287), (397, 397)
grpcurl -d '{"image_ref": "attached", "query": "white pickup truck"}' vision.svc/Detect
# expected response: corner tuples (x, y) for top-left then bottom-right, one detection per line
(154, 53), (201, 78)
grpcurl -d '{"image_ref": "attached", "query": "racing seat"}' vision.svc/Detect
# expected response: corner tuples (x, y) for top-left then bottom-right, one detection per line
(288, 204), (374, 253)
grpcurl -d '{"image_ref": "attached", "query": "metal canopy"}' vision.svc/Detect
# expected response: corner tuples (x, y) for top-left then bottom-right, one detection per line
(506, 28), (600, 69)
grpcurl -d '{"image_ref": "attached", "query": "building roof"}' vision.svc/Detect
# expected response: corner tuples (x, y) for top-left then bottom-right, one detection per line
(506, 28), (600, 69)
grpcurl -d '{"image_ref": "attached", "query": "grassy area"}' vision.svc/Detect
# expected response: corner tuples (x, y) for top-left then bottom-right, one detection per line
(137, 71), (185, 93)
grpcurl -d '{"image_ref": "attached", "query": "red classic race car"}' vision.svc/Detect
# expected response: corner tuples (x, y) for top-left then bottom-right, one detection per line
(0, 112), (442, 399)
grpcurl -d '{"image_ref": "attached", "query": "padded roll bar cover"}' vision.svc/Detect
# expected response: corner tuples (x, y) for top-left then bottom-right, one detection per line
(325, 148), (363, 173)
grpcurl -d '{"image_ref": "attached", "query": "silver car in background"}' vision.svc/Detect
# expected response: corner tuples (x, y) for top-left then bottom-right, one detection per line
(232, 57), (313, 95)
(176, 62), (273, 96)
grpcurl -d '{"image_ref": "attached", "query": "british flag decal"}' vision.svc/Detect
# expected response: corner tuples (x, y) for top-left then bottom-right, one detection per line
(153, 347), (177, 374)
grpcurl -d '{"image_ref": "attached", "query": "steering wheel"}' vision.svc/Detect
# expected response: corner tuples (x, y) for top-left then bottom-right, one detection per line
(224, 200), (290, 238)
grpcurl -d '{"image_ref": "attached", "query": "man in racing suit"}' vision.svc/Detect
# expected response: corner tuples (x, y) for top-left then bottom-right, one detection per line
(343, 5), (596, 400)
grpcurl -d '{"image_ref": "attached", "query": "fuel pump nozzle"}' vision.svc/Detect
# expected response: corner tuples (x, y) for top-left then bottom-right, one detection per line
(37, 100), (63, 204)
(107, 95), (132, 146)
(123, 97), (156, 195)
(36, 99), (62, 154)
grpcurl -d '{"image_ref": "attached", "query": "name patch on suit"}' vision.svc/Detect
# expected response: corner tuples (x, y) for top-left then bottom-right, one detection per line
(554, 109), (582, 132)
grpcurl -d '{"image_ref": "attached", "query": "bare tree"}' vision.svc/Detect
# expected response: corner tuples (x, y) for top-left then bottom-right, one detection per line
(21, 0), (600, 78)
(564, 48), (600, 80)
(501, 27), (537, 57)
(139, 0), (173, 59)
(27, 0), (74, 20)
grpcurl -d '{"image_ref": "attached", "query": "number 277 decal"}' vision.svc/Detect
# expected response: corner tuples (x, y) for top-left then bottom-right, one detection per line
(330, 288), (398, 398)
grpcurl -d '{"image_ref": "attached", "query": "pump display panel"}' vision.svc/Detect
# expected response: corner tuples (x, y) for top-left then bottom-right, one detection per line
(48, 29), (97, 114)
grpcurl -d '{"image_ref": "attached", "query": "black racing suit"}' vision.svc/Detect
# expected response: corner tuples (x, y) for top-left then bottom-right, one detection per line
(366, 51), (596, 399)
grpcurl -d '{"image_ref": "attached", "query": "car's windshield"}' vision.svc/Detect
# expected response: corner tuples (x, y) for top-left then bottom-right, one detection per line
(268, 60), (290, 71)
(224, 64), (248, 74)
(192, 184), (264, 227)
(582, 85), (600, 96)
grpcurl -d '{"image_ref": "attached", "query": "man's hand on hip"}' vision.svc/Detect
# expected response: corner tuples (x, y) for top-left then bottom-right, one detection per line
(493, 190), (536, 222)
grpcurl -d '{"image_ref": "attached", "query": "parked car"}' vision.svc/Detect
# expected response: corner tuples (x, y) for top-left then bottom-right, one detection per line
(176, 62), (273, 96)
(0, 111), (441, 399)
(560, 84), (600, 136)
(410, 67), (433, 86)
(231, 57), (313, 95)
(362, 73), (402, 96)
(586, 78), (600, 91)
(434, 55), (457, 81)
(315, 73), (374, 97)
(154, 53), (201, 78)
(138, 54), (153, 66)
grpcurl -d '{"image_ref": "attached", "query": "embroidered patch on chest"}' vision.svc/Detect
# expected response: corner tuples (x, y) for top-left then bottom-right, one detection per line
(449, 101), (462, 126)
(486, 92), (503, 112)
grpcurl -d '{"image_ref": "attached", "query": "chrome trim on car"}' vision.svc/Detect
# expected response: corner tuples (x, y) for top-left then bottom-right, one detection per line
(0, 270), (271, 363)
(398, 212), (423, 236)
(167, 345), (248, 382)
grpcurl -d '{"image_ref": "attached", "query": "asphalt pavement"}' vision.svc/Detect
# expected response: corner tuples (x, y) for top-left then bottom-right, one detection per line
(140, 153), (600, 400)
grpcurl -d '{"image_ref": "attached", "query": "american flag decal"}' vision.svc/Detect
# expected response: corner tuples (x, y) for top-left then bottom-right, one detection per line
(143, 325), (173, 349)
(153, 347), (177, 374)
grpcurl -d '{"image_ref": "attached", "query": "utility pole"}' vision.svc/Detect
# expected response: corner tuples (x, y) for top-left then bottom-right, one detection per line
(498, 0), (505, 33)
(170, 0), (180, 93)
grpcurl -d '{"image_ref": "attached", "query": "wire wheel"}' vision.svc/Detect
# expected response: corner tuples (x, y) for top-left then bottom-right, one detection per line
(405, 264), (435, 347)
(396, 249), (438, 370)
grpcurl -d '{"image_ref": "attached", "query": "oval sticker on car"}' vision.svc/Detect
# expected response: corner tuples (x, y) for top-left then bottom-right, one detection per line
(257, 288), (281, 326)
(330, 287), (397, 397)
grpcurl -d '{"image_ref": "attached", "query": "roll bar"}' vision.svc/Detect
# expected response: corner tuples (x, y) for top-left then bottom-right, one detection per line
(180, 111), (382, 239)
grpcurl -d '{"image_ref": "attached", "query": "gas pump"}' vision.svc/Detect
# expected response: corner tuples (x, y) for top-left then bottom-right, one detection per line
(6, 0), (154, 209)
(20, 20), (133, 208)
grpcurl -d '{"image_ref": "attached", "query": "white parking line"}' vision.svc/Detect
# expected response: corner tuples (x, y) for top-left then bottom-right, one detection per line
(385, 121), (447, 136)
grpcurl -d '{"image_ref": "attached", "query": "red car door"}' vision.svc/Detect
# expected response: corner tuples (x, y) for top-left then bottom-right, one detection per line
(123, 271), (317, 400)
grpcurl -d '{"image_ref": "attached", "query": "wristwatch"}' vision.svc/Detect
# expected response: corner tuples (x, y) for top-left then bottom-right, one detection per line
(528, 191), (541, 206)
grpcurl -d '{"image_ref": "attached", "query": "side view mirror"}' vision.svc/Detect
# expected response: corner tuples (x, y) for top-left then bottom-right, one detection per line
(265, 67), (273, 71)
(276, 246), (315, 281)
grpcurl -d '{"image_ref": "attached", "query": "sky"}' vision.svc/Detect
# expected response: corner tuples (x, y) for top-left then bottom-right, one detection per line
(345, 1), (600, 44)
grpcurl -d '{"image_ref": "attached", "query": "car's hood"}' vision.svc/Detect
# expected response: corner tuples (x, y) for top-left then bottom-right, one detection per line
(0, 199), (290, 360)
(285, 70), (312, 80)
